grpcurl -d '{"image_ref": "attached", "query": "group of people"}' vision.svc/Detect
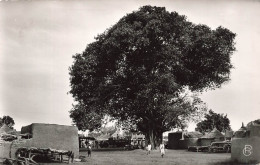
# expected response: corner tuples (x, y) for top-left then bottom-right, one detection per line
(146, 143), (165, 158)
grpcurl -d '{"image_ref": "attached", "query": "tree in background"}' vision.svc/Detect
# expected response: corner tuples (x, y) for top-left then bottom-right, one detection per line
(69, 6), (236, 148)
(0, 115), (15, 129)
(195, 110), (231, 133)
(88, 126), (117, 138)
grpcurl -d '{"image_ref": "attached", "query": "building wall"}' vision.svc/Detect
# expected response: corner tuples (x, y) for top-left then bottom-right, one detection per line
(21, 124), (32, 135)
(199, 137), (224, 146)
(199, 139), (214, 146)
(184, 138), (199, 148)
(231, 125), (260, 164)
(231, 137), (260, 164)
(0, 141), (12, 160)
(177, 138), (199, 149)
(168, 132), (182, 149)
(20, 123), (79, 157)
(168, 132), (201, 149)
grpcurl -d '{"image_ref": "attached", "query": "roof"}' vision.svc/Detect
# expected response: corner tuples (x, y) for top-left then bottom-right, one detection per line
(184, 131), (203, 138)
(236, 123), (247, 132)
(96, 134), (111, 141)
(246, 119), (260, 130)
(200, 128), (225, 139)
(0, 124), (14, 134)
(225, 130), (234, 138)
(234, 123), (247, 138)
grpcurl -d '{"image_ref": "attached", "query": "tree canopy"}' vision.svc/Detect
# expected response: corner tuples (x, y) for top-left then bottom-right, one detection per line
(88, 126), (117, 139)
(0, 115), (15, 129)
(69, 5), (236, 147)
(195, 110), (231, 133)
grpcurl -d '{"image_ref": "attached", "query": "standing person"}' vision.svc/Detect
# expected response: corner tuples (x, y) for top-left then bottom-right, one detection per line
(87, 144), (92, 157)
(160, 143), (165, 158)
(147, 143), (152, 155)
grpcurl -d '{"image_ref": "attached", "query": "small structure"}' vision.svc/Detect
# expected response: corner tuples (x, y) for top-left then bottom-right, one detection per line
(0, 124), (13, 134)
(7, 123), (79, 159)
(231, 121), (260, 164)
(233, 123), (247, 138)
(182, 131), (203, 149)
(168, 132), (182, 149)
(79, 136), (96, 149)
(224, 130), (234, 141)
(168, 131), (203, 149)
(199, 128), (225, 146)
(130, 133), (145, 149)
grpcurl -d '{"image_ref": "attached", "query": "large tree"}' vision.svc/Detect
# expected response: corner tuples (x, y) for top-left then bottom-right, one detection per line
(69, 6), (236, 148)
(195, 110), (231, 133)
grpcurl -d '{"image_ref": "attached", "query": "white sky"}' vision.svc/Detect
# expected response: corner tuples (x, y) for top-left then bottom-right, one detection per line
(0, 0), (259, 132)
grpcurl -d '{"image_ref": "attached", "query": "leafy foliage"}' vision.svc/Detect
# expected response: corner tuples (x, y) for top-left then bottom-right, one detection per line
(70, 103), (103, 131)
(195, 110), (231, 133)
(0, 116), (15, 129)
(88, 126), (117, 138)
(69, 6), (236, 147)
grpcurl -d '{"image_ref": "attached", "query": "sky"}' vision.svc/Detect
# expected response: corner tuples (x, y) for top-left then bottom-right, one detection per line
(0, 0), (259, 132)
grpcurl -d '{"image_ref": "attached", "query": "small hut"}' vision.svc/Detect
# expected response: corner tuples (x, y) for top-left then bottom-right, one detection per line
(168, 131), (182, 149)
(233, 123), (247, 138)
(0, 124), (13, 134)
(168, 131), (203, 149)
(199, 128), (225, 146)
(12, 123), (80, 158)
(179, 131), (203, 149)
(185, 131), (203, 142)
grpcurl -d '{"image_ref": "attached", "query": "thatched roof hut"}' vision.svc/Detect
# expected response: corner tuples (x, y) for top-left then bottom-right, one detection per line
(199, 128), (225, 146)
(0, 124), (13, 134)
(168, 131), (203, 149)
(200, 128), (224, 139)
(234, 123), (247, 138)
(184, 131), (203, 138)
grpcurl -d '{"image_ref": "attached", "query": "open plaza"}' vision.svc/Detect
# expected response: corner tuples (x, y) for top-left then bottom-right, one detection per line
(78, 149), (233, 165)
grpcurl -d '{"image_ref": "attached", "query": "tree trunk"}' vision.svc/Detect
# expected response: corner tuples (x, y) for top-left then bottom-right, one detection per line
(146, 128), (163, 149)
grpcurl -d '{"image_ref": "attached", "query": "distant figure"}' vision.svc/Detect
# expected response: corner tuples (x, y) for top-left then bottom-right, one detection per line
(160, 143), (165, 158)
(147, 143), (152, 155)
(81, 140), (86, 148)
(87, 145), (92, 157)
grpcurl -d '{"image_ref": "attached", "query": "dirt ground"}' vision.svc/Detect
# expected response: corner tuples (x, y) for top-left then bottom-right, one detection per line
(0, 149), (236, 165)
(72, 149), (234, 165)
